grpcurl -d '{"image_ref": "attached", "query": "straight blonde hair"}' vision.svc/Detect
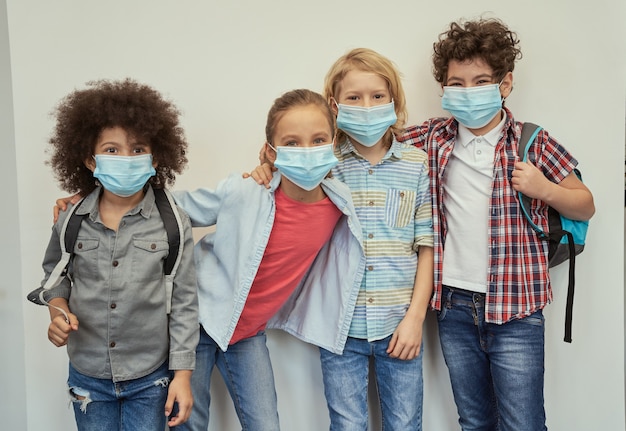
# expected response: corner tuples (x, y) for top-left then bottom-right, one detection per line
(323, 48), (407, 148)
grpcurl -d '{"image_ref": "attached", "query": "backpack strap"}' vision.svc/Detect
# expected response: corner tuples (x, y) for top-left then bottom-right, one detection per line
(27, 198), (88, 321)
(517, 123), (576, 343)
(517, 122), (546, 238)
(153, 188), (184, 314)
(29, 189), (184, 316)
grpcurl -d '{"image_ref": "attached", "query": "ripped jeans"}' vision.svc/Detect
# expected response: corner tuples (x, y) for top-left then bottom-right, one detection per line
(67, 361), (171, 431)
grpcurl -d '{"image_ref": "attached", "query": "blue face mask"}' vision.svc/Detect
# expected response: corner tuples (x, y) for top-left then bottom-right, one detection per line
(93, 154), (156, 197)
(335, 100), (397, 147)
(441, 84), (503, 129)
(269, 143), (338, 191)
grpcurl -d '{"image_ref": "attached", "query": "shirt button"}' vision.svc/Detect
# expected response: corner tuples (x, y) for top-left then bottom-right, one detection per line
(399, 192), (405, 198)
(476, 138), (482, 143)
(77, 242), (83, 250)
(368, 169), (374, 175)
(477, 150), (482, 155)
(367, 297), (374, 303)
(368, 233), (374, 239)
(112, 261), (119, 267)
(368, 201), (374, 206)
(367, 266), (374, 271)
(110, 303), (116, 309)
(150, 243), (156, 250)
(110, 341), (116, 348)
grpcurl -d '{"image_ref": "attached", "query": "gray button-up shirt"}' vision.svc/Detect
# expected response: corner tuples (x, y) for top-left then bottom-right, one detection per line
(41, 186), (198, 382)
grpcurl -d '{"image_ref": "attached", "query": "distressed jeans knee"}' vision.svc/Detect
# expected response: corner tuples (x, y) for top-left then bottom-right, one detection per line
(68, 386), (92, 413)
(67, 362), (171, 431)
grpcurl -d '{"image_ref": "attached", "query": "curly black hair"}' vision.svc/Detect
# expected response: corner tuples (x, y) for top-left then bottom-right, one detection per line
(47, 78), (188, 194)
(432, 18), (523, 85)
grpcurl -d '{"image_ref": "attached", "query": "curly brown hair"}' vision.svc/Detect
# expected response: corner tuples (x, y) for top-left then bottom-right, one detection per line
(48, 78), (188, 194)
(432, 18), (522, 85)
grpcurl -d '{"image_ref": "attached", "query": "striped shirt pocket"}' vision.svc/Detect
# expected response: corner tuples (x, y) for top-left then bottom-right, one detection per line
(384, 189), (415, 228)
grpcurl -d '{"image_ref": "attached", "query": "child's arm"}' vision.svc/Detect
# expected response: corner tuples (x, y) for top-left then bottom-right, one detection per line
(512, 162), (595, 221)
(47, 297), (79, 347)
(165, 369), (193, 427)
(387, 246), (434, 360)
(165, 208), (199, 426)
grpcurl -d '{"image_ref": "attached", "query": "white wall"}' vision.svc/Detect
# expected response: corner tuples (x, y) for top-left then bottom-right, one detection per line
(4, 1), (624, 430)
(0, 0), (27, 430)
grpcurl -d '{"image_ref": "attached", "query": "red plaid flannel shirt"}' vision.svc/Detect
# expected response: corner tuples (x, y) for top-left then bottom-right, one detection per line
(397, 108), (577, 323)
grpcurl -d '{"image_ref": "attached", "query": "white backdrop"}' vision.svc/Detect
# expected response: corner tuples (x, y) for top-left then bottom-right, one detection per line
(2, 1), (625, 430)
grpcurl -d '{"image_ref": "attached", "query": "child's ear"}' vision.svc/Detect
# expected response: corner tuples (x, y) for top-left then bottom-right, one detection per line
(264, 142), (277, 164)
(329, 98), (339, 116)
(84, 156), (96, 172)
(500, 71), (514, 98)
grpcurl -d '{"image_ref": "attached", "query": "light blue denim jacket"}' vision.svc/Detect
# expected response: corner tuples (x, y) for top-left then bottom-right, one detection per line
(173, 172), (365, 354)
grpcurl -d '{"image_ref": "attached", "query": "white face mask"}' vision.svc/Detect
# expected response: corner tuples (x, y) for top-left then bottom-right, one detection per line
(335, 100), (397, 146)
(441, 83), (503, 129)
(268, 143), (338, 191)
(93, 154), (156, 197)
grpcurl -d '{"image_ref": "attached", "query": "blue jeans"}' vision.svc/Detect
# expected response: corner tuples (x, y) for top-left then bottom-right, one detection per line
(437, 286), (547, 431)
(320, 335), (423, 431)
(174, 326), (280, 431)
(67, 361), (171, 431)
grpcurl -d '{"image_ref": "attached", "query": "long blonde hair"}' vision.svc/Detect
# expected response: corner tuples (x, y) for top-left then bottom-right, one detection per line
(323, 48), (407, 147)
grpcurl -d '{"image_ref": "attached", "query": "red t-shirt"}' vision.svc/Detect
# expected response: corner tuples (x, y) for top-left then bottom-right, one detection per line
(230, 187), (342, 345)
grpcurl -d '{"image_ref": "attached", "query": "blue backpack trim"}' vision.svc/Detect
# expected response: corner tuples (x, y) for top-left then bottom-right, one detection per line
(517, 122), (588, 343)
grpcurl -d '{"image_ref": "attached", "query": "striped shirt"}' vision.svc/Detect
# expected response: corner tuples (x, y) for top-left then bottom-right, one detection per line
(398, 107), (577, 324)
(332, 138), (433, 340)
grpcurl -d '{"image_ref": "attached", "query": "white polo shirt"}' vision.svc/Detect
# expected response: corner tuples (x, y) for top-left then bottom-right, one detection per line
(441, 114), (506, 292)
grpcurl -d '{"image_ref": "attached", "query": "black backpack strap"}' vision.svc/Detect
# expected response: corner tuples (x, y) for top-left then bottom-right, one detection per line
(550, 229), (576, 343)
(153, 188), (180, 276)
(64, 202), (88, 260)
(153, 188), (184, 314)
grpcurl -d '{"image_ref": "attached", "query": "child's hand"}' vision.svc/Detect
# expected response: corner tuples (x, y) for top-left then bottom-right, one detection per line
(48, 312), (79, 347)
(511, 160), (549, 200)
(387, 314), (423, 361)
(165, 370), (193, 427)
(242, 163), (276, 189)
(53, 194), (82, 223)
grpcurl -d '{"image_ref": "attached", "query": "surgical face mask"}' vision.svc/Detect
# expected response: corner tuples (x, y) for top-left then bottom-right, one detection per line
(335, 100), (397, 147)
(269, 143), (338, 191)
(441, 83), (503, 129)
(93, 154), (156, 197)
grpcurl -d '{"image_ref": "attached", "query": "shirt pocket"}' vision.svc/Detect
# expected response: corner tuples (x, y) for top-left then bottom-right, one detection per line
(132, 239), (169, 281)
(72, 238), (99, 280)
(384, 189), (416, 228)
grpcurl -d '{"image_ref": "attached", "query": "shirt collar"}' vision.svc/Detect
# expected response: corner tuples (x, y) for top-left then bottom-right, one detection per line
(337, 136), (403, 161)
(78, 185), (155, 222)
(456, 109), (507, 148)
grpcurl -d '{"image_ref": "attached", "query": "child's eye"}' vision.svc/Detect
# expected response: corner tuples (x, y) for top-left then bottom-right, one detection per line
(285, 140), (298, 147)
(313, 138), (328, 144)
(346, 95), (359, 101)
(103, 147), (118, 153)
